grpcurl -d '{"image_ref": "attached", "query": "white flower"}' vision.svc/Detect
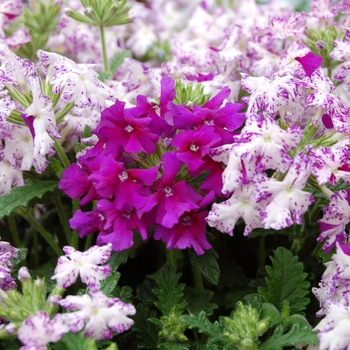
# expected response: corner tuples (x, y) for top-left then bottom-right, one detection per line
(60, 291), (136, 340)
(18, 312), (69, 350)
(51, 244), (112, 289)
(254, 153), (314, 230)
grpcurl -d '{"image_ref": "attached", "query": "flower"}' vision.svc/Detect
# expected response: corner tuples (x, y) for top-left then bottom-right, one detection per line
(60, 290), (136, 340)
(51, 244), (112, 289)
(255, 153), (314, 230)
(207, 182), (265, 236)
(17, 312), (69, 350)
(318, 190), (350, 252)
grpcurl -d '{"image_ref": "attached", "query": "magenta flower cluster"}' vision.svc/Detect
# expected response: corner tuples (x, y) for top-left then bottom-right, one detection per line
(59, 76), (245, 255)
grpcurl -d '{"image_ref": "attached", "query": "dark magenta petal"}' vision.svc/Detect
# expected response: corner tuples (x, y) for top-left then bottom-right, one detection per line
(322, 113), (334, 129)
(295, 52), (322, 77)
(21, 114), (35, 139)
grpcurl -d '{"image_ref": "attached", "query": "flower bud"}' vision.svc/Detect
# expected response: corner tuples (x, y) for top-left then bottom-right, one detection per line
(18, 267), (31, 282)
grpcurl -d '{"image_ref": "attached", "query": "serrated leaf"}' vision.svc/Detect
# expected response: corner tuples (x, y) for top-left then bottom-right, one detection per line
(115, 285), (133, 303)
(100, 271), (120, 297)
(0, 180), (58, 219)
(108, 250), (129, 271)
(51, 331), (97, 350)
(11, 248), (28, 267)
(259, 324), (318, 350)
(190, 249), (220, 285)
(260, 303), (281, 328)
(180, 312), (222, 340)
(49, 157), (64, 177)
(109, 50), (132, 75)
(258, 247), (310, 314)
(184, 289), (217, 316)
(132, 304), (159, 349)
(153, 264), (187, 315)
(158, 342), (190, 350)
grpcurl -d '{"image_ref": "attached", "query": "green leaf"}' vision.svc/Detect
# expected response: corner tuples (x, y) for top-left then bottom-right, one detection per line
(260, 303), (281, 328)
(51, 331), (97, 350)
(259, 324), (318, 350)
(190, 249), (220, 285)
(11, 248), (28, 267)
(153, 264), (187, 315)
(132, 304), (159, 349)
(108, 250), (129, 271)
(180, 312), (222, 340)
(0, 179), (57, 219)
(158, 342), (190, 350)
(109, 50), (132, 75)
(49, 157), (64, 178)
(100, 271), (120, 297)
(184, 288), (217, 316)
(257, 247), (310, 314)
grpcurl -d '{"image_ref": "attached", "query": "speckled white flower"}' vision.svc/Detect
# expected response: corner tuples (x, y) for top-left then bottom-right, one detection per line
(254, 153), (314, 230)
(60, 290), (136, 340)
(318, 190), (350, 252)
(207, 182), (265, 236)
(18, 311), (69, 350)
(51, 244), (112, 289)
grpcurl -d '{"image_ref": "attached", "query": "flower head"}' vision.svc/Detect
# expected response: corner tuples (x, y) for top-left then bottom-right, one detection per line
(51, 244), (112, 289)
(60, 290), (136, 340)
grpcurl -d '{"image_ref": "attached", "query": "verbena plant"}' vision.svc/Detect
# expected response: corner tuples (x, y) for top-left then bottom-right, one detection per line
(0, 0), (349, 349)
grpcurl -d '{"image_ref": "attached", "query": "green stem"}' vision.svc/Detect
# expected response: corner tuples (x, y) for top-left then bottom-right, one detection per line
(54, 139), (70, 169)
(33, 231), (40, 268)
(55, 102), (75, 124)
(100, 25), (109, 72)
(8, 215), (21, 248)
(70, 199), (80, 249)
(84, 234), (93, 251)
(191, 260), (204, 294)
(166, 249), (175, 266)
(18, 209), (62, 256)
(311, 242), (323, 257)
(54, 197), (71, 244)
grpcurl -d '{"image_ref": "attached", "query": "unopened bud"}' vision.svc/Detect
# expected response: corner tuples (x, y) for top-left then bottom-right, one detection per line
(316, 40), (326, 50)
(18, 267), (31, 282)
(5, 322), (16, 335)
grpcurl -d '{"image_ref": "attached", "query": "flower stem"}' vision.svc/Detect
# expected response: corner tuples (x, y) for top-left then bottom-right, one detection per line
(54, 197), (71, 244)
(191, 259), (204, 294)
(54, 139), (70, 169)
(70, 199), (80, 249)
(17, 209), (62, 256)
(84, 233), (93, 251)
(8, 215), (21, 248)
(100, 25), (109, 72)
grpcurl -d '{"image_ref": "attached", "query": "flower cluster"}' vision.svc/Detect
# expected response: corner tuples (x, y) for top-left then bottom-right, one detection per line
(15, 244), (136, 348)
(59, 77), (245, 255)
(0, 239), (18, 292)
(312, 243), (350, 350)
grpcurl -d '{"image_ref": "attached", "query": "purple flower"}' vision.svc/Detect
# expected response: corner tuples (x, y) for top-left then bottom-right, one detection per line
(69, 209), (102, 238)
(17, 312), (69, 350)
(96, 199), (150, 251)
(142, 152), (203, 228)
(60, 290), (136, 340)
(295, 52), (322, 77)
(51, 244), (112, 289)
(88, 154), (158, 211)
(172, 126), (221, 171)
(154, 210), (211, 255)
(96, 100), (159, 155)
